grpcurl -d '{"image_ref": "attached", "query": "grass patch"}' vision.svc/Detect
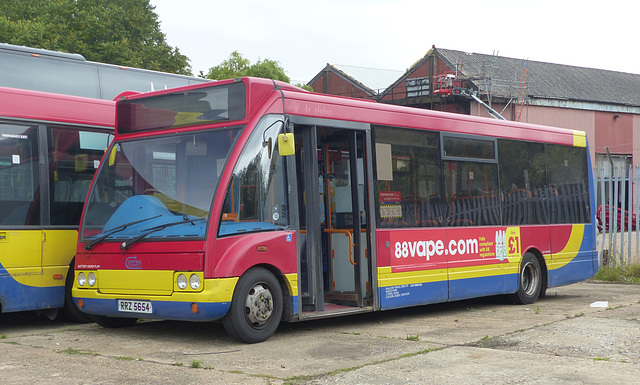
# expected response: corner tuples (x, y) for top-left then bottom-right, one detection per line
(594, 264), (640, 284)
(283, 348), (441, 384)
(190, 360), (204, 369)
(593, 357), (611, 361)
(56, 348), (98, 356)
(405, 335), (420, 341)
(115, 356), (136, 361)
(0, 334), (6, 339)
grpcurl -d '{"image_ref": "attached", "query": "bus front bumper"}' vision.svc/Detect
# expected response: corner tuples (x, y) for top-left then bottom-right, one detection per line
(72, 276), (238, 322)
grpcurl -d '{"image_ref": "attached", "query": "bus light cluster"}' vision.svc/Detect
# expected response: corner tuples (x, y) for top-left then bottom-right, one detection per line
(77, 271), (97, 287)
(175, 272), (201, 291)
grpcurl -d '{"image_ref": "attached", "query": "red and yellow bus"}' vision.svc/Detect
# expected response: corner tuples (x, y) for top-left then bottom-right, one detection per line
(73, 77), (598, 342)
(0, 86), (113, 320)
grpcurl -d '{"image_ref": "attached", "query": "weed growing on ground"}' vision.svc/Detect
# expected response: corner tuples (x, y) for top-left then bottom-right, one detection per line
(594, 264), (640, 284)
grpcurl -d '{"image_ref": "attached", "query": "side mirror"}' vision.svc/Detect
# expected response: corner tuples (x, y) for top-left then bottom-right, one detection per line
(278, 133), (295, 156)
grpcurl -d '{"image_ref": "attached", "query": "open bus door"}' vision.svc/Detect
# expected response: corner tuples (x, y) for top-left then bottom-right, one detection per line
(294, 124), (374, 316)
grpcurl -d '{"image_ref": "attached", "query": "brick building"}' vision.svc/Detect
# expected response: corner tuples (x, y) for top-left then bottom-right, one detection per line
(308, 46), (640, 177)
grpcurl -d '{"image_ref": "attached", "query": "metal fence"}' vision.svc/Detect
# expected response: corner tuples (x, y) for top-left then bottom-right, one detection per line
(595, 166), (640, 266)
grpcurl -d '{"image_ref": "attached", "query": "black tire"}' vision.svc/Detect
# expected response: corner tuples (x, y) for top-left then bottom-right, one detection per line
(61, 261), (92, 323)
(511, 253), (542, 305)
(93, 315), (138, 328)
(222, 267), (283, 343)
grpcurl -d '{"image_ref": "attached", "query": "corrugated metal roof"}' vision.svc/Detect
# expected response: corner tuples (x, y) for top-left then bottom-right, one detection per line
(438, 49), (640, 107)
(332, 64), (405, 94)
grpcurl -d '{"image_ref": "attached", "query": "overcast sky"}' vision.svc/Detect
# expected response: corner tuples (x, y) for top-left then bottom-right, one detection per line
(150, 0), (639, 84)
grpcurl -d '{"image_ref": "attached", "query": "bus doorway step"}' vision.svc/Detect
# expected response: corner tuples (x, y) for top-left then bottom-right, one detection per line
(326, 291), (358, 307)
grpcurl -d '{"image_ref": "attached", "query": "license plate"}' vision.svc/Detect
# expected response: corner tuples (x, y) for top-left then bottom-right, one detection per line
(117, 299), (152, 314)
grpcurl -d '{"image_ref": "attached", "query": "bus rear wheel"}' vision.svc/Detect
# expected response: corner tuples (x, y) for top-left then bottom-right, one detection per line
(511, 253), (542, 305)
(223, 267), (283, 343)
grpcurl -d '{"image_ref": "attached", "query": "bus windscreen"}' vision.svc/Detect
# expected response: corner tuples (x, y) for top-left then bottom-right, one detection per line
(116, 83), (246, 133)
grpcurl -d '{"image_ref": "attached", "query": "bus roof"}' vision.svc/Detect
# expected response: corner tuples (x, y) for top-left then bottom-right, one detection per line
(0, 43), (210, 100)
(115, 77), (584, 147)
(0, 86), (114, 128)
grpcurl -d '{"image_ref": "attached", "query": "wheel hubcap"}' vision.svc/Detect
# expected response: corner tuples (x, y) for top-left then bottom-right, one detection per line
(244, 283), (274, 327)
(521, 261), (540, 296)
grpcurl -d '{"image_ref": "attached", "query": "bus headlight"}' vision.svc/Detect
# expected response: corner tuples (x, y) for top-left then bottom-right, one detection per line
(177, 274), (188, 290)
(77, 272), (86, 287)
(189, 274), (201, 290)
(87, 272), (97, 287)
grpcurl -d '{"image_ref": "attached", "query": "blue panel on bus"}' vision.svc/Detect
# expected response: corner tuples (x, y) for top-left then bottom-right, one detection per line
(448, 273), (518, 302)
(548, 250), (598, 287)
(0, 274), (65, 313)
(78, 297), (230, 321)
(378, 280), (448, 310)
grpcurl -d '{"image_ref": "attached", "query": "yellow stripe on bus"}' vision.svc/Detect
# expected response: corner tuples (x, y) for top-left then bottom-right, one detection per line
(573, 131), (587, 147)
(447, 261), (520, 280)
(284, 273), (298, 296)
(6, 265), (68, 288)
(378, 266), (447, 287)
(76, 276), (239, 303)
(379, 259), (520, 288)
(548, 224), (584, 270)
(1, 229), (76, 288)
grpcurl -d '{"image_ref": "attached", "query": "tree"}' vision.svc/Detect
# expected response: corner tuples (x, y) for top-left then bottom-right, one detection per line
(205, 51), (252, 80)
(0, 0), (192, 75)
(206, 51), (290, 83)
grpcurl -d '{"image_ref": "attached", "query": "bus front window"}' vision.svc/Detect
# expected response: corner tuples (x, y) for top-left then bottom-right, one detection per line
(80, 127), (241, 243)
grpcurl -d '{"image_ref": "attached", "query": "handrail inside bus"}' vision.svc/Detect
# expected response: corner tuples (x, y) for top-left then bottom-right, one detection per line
(324, 229), (356, 266)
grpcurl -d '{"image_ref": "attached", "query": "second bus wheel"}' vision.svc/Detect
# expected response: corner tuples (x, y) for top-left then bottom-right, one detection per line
(511, 252), (542, 305)
(61, 261), (92, 323)
(223, 267), (283, 343)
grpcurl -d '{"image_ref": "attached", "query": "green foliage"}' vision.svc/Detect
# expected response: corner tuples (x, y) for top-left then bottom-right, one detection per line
(405, 335), (420, 341)
(0, 0), (192, 75)
(295, 83), (313, 92)
(190, 359), (203, 368)
(206, 51), (290, 83)
(206, 51), (251, 80)
(594, 264), (640, 284)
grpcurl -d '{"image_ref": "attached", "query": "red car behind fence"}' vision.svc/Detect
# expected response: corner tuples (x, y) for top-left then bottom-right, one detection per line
(596, 205), (638, 232)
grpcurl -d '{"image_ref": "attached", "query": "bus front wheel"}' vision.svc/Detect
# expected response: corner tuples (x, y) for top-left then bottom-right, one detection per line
(511, 253), (542, 305)
(223, 267), (283, 343)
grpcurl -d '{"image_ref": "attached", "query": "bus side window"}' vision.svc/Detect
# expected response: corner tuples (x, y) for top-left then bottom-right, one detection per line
(373, 125), (442, 228)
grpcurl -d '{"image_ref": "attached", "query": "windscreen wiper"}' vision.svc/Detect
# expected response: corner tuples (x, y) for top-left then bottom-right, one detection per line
(84, 215), (162, 250)
(120, 216), (205, 250)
